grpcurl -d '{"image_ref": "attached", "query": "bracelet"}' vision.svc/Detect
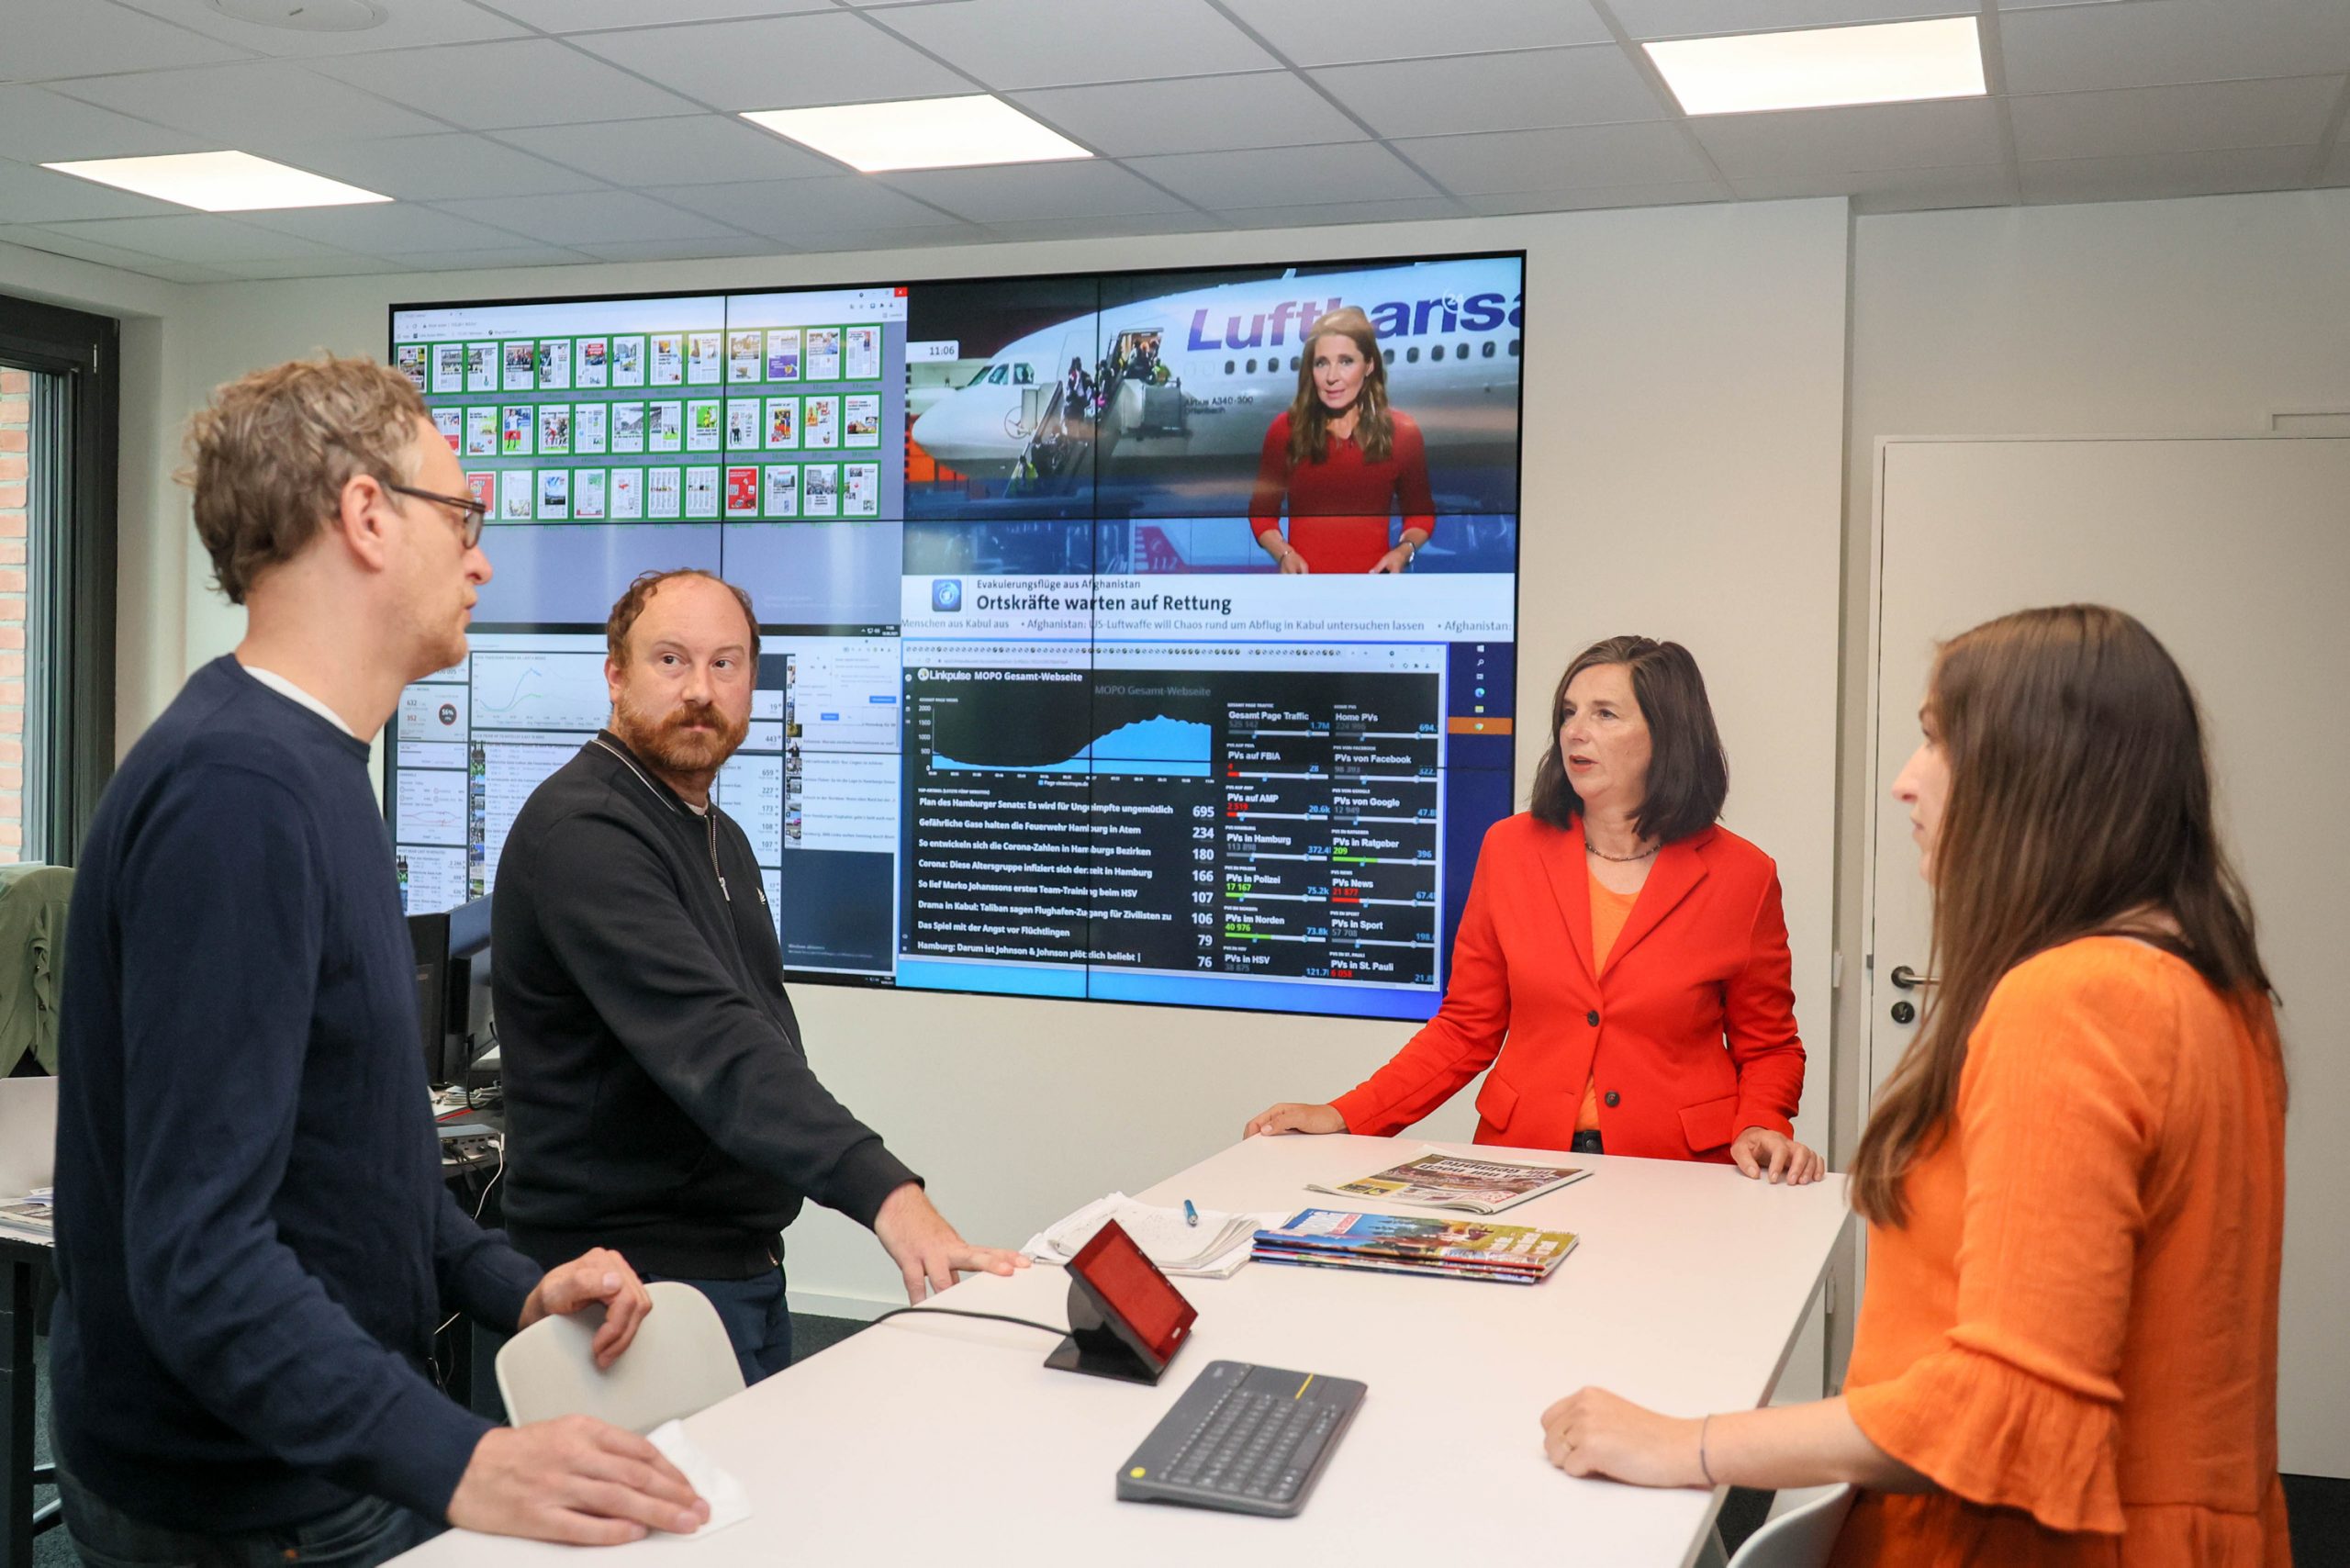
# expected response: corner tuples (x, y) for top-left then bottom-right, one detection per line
(1697, 1414), (1718, 1487)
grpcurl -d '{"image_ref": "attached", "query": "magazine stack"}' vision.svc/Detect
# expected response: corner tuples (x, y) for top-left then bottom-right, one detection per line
(1250, 1208), (1579, 1287)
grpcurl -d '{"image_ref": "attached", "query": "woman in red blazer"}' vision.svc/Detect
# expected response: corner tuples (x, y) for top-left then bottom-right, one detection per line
(1247, 636), (1823, 1182)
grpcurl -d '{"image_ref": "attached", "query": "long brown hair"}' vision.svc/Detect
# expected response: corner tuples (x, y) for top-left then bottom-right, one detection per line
(1528, 636), (1728, 845)
(1285, 307), (1394, 466)
(1850, 605), (2277, 1226)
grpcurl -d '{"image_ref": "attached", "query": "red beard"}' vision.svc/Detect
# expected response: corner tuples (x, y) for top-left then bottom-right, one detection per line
(613, 691), (748, 775)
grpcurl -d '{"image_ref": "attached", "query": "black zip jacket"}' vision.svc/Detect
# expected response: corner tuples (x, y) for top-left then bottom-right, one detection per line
(493, 732), (917, 1278)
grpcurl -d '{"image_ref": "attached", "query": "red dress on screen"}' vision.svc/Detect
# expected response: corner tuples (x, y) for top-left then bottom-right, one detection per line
(1249, 409), (1436, 574)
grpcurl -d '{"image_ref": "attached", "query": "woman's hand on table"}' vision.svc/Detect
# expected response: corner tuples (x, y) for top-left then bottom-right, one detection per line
(1243, 1103), (1345, 1138)
(1729, 1127), (1826, 1185)
(1539, 1388), (1707, 1488)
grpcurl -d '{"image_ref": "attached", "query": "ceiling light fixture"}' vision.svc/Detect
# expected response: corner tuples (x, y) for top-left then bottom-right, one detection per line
(41, 151), (391, 211)
(742, 95), (1091, 173)
(1646, 16), (1986, 116)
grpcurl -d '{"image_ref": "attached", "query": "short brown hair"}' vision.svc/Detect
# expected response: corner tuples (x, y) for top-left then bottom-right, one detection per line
(606, 569), (759, 664)
(181, 354), (431, 604)
(1528, 636), (1729, 844)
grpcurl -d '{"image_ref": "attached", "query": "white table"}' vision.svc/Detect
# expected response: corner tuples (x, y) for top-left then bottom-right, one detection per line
(398, 1136), (1851, 1568)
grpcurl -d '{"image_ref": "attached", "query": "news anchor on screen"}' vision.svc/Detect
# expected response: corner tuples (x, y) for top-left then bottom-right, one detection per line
(1249, 306), (1435, 576)
(1246, 636), (1824, 1183)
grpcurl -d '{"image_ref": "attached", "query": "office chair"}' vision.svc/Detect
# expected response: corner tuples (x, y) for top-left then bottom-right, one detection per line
(495, 1281), (745, 1432)
(1725, 1485), (1857, 1568)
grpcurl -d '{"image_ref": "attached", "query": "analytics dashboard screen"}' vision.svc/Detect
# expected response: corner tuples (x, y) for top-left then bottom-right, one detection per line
(387, 252), (1522, 1021)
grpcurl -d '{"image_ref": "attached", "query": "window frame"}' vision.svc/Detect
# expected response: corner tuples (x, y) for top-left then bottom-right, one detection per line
(0, 291), (120, 865)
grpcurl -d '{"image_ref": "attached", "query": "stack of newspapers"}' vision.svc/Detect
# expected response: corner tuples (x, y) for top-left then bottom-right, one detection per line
(1251, 1208), (1580, 1286)
(0, 1186), (53, 1244)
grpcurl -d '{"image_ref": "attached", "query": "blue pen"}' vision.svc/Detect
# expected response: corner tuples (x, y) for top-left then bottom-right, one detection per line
(1182, 1199), (1200, 1227)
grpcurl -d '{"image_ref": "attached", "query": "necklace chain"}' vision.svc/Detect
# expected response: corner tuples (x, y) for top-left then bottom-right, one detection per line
(1585, 840), (1659, 863)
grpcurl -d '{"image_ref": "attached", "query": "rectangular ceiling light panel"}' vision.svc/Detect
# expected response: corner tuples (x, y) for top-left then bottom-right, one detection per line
(743, 95), (1091, 173)
(42, 151), (390, 211)
(1647, 16), (1986, 116)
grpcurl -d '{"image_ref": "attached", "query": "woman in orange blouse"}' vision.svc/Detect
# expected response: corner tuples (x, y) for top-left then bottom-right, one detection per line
(1246, 636), (1824, 1183)
(1540, 605), (2291, 1568)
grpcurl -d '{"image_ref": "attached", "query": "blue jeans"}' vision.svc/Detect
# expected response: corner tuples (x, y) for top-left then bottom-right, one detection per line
(643, 1269), (793, 1384)
(53, 1455), (438, 1568)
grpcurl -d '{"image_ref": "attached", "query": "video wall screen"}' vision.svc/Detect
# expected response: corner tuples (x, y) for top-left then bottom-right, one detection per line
(387, 252), (1523, 1021)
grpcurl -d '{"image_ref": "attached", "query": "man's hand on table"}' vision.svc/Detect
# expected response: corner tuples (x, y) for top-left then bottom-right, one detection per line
(873, 1182), (1029, 1304)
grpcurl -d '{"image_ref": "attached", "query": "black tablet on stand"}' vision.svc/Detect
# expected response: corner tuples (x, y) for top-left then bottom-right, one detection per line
(1046, 1218), (1198, 1385)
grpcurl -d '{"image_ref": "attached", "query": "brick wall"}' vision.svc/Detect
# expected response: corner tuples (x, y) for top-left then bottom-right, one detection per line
(0, 366), (27, 862)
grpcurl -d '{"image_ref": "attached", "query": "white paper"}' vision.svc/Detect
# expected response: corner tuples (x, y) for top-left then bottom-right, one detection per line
(646, 1420), (751, 1537)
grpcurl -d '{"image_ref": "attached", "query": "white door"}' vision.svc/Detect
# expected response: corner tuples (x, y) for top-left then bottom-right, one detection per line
(1867, 434), (2350, 1479)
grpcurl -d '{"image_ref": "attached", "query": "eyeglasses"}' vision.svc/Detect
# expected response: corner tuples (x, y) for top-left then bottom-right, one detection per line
(386, 482), (487, 548)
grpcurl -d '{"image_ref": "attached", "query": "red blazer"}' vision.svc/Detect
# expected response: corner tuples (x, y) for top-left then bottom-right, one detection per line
(1331, 812), (1805, 1163)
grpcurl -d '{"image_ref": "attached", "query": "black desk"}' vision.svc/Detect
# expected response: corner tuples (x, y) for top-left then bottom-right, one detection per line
(0, 1230), (55, 1568)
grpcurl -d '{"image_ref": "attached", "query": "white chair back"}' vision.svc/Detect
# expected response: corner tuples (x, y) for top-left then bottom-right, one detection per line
(495, 1280), (745, 1432)
(1725, 1484), (1858, 1568)
(0, 1075), (59, 1201)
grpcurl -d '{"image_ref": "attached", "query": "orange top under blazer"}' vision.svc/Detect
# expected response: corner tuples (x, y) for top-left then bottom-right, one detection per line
(1331, 812), (1805, 1160)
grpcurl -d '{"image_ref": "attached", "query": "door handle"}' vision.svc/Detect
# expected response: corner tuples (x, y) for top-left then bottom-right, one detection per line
(1889, 965), (1936, 991)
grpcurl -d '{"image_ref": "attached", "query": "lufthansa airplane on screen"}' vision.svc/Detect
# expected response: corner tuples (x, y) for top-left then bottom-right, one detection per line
(909, 257), (1523, 476)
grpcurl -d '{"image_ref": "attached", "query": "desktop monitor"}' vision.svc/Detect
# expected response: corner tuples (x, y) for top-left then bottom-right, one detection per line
(409, 896), (494, 1088)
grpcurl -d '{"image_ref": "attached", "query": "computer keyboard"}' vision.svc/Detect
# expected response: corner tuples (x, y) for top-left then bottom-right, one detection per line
(1115, 1360), (1365, 1518)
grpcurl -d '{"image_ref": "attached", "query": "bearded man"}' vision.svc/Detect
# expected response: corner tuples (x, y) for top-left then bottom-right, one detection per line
(491, 569), (1021, 1383)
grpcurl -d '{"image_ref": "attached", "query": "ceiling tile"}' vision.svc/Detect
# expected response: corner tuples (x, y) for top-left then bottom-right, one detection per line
(0, 85), (205, 163)
(487, 0), (834, 30)
(568, 236), (799, 263)
(1454, 182), (1727, 215)
(1692, 97), (2004, 178)
(0, 158), (190, 223)
(308, 39), (702, 131)
(205, 255), (410, 280)
(1214, 0), (1613, 67)
(2018, 143), (2315, 203)
(2009, 75), (2341, 162)
(873, 0), (1277, 89)
(234, 204), (548, 256)
(980, 211), (1225, 241)
(111, 0), (528, 56)
(2, 0), (251, 83)
(0, 222), (219, 278)
(1011, 73), (1367, 158)
(786, 222), (994, 254)
(1733, 162), (2014, 208)
(1209, 195), (1467, 229)
(1124, 141), (1439, 207)
(1311, 47), (1669, 139)
(497, 116), (837, 186)
(393, 244), (600, 271)
(50, 60), (443, 144)
(883, 160), (1194, 221)
(282, 134), (610, 201)
(1393, 122), (1713, 195)
(568, 13), (968, 110)
(1999, 0), (2350, 94)
(1608, 0), (1961, 40)
(658, 175), (966, 236)
(432, 189), (751, 245)
(35, 213), (357, 263)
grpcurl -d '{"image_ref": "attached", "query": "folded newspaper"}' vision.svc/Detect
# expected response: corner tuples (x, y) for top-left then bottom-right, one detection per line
(1307, 1148), (1589, 1215)
(0, 1186), (53, 1243)
(1022, 1193), (1292, 1279)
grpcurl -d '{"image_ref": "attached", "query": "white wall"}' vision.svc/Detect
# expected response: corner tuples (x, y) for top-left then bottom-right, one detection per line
(1838, 189), (2350, 1424)
(153, 203), (1853, 1335)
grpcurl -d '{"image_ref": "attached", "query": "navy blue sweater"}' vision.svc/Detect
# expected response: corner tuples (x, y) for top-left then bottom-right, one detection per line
(50, 657), (543, 1532)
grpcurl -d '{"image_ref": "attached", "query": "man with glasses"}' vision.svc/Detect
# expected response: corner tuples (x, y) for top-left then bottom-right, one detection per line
(50, 356), (710, 1568)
